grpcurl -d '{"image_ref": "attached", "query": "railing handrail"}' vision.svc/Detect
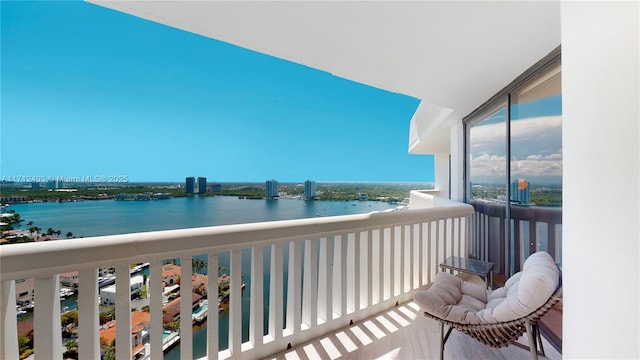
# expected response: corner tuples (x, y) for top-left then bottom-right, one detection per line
(470, 199), (562, 223)
(1, 201), (474, 280)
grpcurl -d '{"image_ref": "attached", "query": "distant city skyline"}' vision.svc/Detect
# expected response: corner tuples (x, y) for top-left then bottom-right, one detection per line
(1, 1), (433, 183)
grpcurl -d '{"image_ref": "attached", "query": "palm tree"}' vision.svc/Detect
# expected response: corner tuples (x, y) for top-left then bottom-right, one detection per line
(63, 339), (78, 359)
(218, 265), (228, 276)
(192, 258), (207, 274)
(66, 232), (73, 238)
(28, 226), (41, 239)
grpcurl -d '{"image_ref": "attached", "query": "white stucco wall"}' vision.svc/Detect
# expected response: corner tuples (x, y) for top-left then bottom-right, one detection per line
(561, 2), (639, 358)
(433, 152), (450, 199)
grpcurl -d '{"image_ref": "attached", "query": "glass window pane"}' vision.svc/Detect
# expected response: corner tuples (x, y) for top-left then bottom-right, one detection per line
(468, 102), (507, 272)
(510, 64), (562, 207)
(469, 103), (508, 202)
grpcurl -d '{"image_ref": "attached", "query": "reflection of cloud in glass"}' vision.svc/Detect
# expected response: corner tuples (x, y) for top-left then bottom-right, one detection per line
(526, 154), (562, 160)
(470, 153), (506, 177)
(470, 115), (562, 178)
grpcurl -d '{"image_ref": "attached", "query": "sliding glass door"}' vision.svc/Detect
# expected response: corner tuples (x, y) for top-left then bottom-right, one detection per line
(466, 55), (562, 276)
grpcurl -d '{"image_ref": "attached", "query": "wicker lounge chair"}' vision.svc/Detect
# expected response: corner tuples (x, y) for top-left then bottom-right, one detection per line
(414, 251), (561, 360)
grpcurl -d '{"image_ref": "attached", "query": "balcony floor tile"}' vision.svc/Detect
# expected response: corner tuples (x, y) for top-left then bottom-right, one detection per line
(267, 301), (561, 360)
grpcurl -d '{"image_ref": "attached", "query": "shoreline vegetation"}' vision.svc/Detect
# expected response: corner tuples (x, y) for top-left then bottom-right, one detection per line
(0, 181), (430, 203)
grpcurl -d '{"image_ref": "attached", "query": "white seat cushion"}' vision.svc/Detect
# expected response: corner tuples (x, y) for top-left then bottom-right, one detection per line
(414, 251), (559, 324)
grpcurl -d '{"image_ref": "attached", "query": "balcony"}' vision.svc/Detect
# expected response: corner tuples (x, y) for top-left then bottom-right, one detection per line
(0, 194), (522, 359)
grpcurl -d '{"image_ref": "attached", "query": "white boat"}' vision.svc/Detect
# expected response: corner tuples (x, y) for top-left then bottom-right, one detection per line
(130, 262), (150, 274)
(16, 306), (27, 317)
(60, 288), (74, 299)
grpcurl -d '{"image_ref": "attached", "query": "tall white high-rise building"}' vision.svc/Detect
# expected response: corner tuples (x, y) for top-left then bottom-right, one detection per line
(265, 179), (279, 199)
(304, 180), (316, 200)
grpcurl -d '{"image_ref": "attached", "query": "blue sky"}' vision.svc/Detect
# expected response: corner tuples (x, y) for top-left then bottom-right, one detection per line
(1, 1), (431, 183)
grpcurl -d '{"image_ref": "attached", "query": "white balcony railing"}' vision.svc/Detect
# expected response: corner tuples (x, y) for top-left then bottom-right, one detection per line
(1, 197), (473, 360)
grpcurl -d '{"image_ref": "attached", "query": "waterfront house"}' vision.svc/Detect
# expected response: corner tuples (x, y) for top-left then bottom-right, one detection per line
(59, 271), (79, 290)
(1, 2), (637, 360)
(99, 275), (144, 306)
(191, 273), (208, 296)
(14, 278), (34, 308)
(162, 293), (202, 324)
(100, 310), (150, 360)
(162, 263), (181, 286)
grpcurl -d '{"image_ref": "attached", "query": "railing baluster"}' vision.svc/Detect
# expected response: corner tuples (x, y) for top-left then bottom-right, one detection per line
(353, 232), (361, 312)
(410, 224), (416, 289)
(34, 274), (62, 360)
(179, 256), (193, 360)
(373, 228), (386, 304)
(366, 229), (374, 306)
(317, 237), (330, 323)
(547, 223), (557, 261)
(33, 274), (62, 360)
(78, 266), (100, 359)
(418, 223), (425, 286)
(331, 236), (340, 317)
(340, 234), (348, 317)
(149, 259), (163, 360)
(462, 216), (469, 258)
(286, 240), (302, 335)
(513, 220), (521, 273)
(455, 218), (461, 258)
(389, 227), (395, 298)
(249, 246), (263, 350)
(399, 225), (406, 294)
(114, 264), (132, 360)
(346, 234), (355, 313)
(229, 249), (242, 355)
(269, 243), (284, 340)
(381, 228), (389, 300)
(207, 251), (220, 359)
(302, 239), (318, 328)
(472, 213), (477, 259)
(435, 220), (441, 267)
(331, 235), (346, 318)
(425, 222), (431, 284)
(529, 220), (537, 257)
(412, 223), (418, 289)
(404, 224), (410, 292)
(414, 224), (420, 288)
(484, 214), (489, 263)
(1, 280), (19, 360)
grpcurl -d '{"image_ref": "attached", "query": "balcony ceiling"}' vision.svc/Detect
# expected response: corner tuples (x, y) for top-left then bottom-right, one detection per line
(89, 1), (560, 153)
